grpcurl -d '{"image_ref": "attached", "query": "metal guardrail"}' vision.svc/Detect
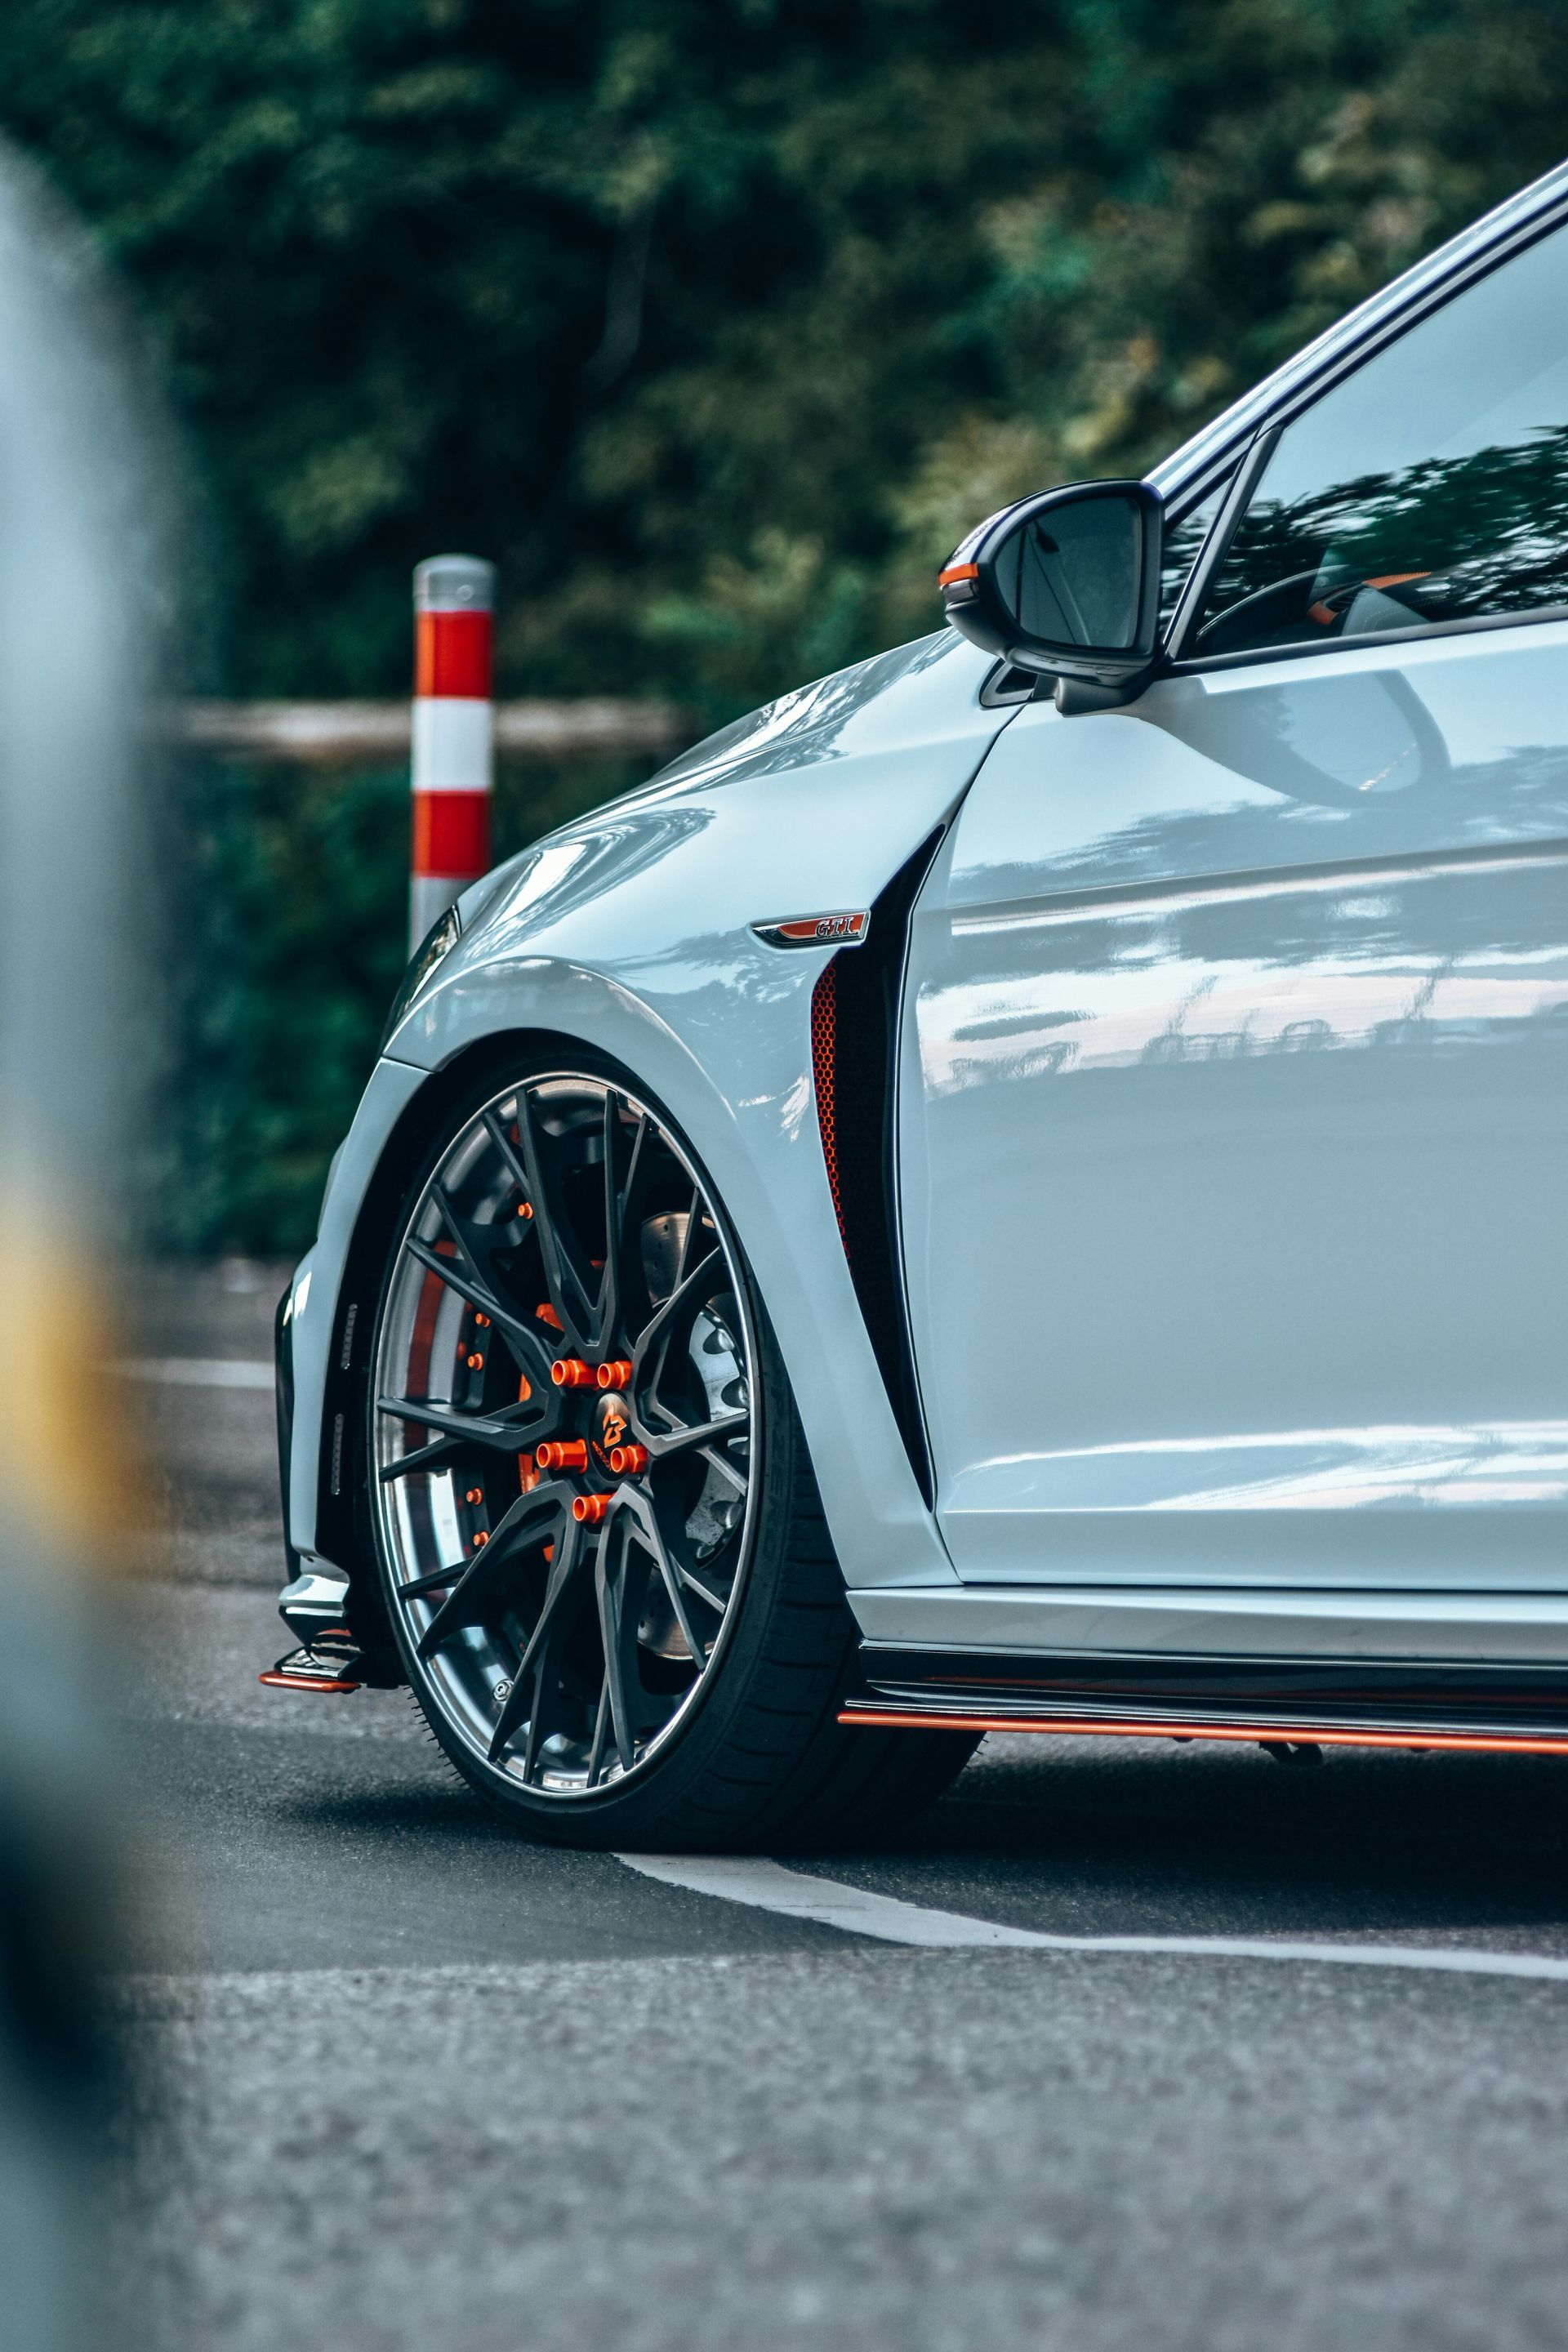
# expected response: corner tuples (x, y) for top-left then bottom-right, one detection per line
(168, 697), (697, 765)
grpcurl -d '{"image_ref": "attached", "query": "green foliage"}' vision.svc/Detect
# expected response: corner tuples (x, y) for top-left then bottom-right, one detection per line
(167, 760), (411, 1254)
(7, 0), (1566, 717)
(2, 0), (1564, 1245)
(164, 755), (638, 1254)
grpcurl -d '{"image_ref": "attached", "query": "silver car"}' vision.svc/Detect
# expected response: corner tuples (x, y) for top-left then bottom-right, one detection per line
(274, 158), (1568, 1844)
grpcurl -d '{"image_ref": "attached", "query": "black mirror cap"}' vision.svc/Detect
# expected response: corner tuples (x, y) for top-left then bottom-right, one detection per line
(938, 479), (1164, 696)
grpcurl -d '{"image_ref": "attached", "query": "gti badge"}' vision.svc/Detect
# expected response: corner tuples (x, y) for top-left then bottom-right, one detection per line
(751, 910), (870, 950)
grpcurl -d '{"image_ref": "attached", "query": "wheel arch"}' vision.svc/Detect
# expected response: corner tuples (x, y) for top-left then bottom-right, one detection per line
(300, 987), (959, 1646)
(309, 1028), (554, 1603)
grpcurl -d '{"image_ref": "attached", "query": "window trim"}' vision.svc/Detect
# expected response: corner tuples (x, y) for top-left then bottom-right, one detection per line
(1158, 193), (1568, 675)
(1165, 596), (1568, 683)
(1162, 428), (1277, 659)
(1154, 183), (1568, 510)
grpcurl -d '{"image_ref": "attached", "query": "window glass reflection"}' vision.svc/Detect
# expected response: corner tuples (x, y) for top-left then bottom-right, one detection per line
(1194, 223), (1568, 657)
(1157, 474), (1229, 633)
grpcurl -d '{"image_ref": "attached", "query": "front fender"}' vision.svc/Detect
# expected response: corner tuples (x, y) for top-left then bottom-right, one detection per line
(287, 628), (1018, 1596)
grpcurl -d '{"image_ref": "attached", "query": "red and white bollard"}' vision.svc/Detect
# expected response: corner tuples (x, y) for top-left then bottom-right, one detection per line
(410, 553), (495, 951)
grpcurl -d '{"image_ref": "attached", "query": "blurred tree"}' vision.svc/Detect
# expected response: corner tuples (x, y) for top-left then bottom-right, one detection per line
(4, 0), (1565, 721)
(158, 748), (644, 1254)
(2, 0), (1564, 1245)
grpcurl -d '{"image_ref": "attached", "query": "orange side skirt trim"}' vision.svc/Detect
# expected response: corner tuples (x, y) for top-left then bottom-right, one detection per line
(839, 1708), (1568, 1757)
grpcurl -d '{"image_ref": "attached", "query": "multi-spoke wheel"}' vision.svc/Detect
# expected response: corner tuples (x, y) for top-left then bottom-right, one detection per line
(366, 1053), (977, 1847)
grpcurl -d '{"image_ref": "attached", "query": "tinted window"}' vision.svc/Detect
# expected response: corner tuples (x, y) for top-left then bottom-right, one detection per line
(1191, 222), (1568, 659)
(1157, 474), (1230, 633)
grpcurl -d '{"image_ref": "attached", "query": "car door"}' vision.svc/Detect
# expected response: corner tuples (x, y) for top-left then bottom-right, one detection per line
(902, 213), (1568, 1592)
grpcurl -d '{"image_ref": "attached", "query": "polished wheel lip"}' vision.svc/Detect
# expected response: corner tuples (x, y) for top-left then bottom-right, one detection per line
(370, 1068), (760, 1802)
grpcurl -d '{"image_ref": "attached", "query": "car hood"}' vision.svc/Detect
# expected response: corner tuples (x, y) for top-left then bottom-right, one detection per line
(450, 626), (1013, 965)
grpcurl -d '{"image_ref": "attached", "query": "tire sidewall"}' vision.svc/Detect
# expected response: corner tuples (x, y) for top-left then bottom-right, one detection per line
(364, 1040), (831, 1845)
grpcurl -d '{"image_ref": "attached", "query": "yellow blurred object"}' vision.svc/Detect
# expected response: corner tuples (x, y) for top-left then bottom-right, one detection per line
(0, 1213), (147, 1565)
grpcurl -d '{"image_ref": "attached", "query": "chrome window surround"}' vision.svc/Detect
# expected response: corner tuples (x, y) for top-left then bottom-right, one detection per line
(1152, 169), (1568, 673)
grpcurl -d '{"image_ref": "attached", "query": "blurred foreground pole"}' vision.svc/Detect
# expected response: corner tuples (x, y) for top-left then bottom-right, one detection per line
(411, 553), (495, 951)
(0, 140), (175, 2352)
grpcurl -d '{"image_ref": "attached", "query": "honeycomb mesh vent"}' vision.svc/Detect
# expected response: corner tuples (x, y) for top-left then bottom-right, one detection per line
(809, 958), (845, 1245)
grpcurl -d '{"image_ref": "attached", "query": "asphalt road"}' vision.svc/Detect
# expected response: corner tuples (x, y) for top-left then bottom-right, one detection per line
(107, 1261), (1568, 2351)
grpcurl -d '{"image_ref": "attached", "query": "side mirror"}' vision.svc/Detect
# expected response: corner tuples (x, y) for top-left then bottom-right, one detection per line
(938, 479), (1164, 711)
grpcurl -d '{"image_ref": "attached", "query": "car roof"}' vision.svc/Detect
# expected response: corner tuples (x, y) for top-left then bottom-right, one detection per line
(1151, 157), (1568, 502)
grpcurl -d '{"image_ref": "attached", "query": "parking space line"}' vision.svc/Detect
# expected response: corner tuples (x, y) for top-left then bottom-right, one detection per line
(617, 1853), (1568, 1980)
(620, 1854), (1052, 1946)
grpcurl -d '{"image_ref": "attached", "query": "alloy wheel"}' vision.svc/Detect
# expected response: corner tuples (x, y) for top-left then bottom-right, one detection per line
(372, 1073), (758, 1797)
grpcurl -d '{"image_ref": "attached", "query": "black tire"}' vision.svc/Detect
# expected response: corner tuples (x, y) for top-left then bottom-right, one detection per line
(364, 1046), (978, 1850)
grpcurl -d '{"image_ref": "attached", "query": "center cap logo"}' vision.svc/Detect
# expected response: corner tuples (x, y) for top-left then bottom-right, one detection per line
(594, 1392), (629, 1459)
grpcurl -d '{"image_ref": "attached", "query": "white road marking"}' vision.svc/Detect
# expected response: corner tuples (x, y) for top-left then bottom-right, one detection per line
(617, 1853), (1568, 1982)
(113, 1356), (274, 1389)
(621, 1854), (1050, 1947)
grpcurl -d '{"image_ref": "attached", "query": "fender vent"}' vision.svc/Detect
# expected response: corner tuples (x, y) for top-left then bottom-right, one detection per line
(808, 833), (942, 1502)
(809, 959), (844, 1240)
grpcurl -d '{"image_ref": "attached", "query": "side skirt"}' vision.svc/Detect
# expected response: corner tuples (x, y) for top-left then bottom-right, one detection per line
(840, 1644), (1568, 1753)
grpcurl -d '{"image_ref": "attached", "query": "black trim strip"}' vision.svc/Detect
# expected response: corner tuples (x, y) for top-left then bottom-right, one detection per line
(1166, 597), (1568, 679)
(825, 832), (944, 1503)
(1165, 426), (1279, 659)
(849, 1642), (1568, 1740)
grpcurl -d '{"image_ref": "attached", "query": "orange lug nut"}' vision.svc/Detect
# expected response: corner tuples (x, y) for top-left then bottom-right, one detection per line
(516, 1200), (534, 1219)
(550, 1357), (595, 1388)
(535, 1439), (588, 1473)
(596, 1359), (634, 1391)
(572, 1492), (612, 1526)
(608, 1444), (648, 1477)
(465, 1486), (483, 1505)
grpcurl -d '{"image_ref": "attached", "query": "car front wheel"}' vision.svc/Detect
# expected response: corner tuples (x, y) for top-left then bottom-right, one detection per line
(365, 1050), (976, 1848)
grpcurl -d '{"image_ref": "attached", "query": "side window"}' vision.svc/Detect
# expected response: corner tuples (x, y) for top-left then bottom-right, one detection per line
(1158, 474), (1230, 635)
(1190, 220), (1568, 660)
